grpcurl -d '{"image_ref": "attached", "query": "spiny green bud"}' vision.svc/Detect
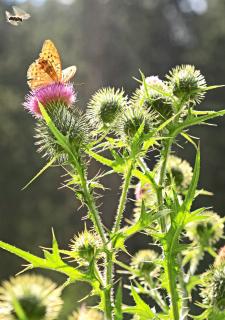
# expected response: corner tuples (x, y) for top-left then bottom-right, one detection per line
(131, 249), (160, 278)
(186, 211), (224, 247)
(0, 274), (62, 320)
(35, 103), (90, 162)
(166, 65), (206, 105)
(132, 75), (173, 120)
(166, 155), (193, 192)
(118, 107), (154, 140)
(86, 87), (127, 130)
(68, 306), (103, 320)
(69, 229), (103, 265)
(201, 266), (225, 312)
(135, 182), (157, 205)
(133, 182), (158, 222)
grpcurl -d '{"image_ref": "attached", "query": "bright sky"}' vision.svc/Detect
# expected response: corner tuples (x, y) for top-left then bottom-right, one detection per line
(5, 0), (208, 14)
(5, 0), (75, 6)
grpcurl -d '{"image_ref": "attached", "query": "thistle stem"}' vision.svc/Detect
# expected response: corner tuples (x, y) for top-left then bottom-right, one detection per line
(69, 152), (113, 318)
(178, 254), (189, 320)
(156, 137), (181, 319)
(167, 259), (180, 320)
(113, 162), (134, 233)
(70, 153), (107, 244)
(102, 161), (134, 319)
(157, 137), (173, 233)
(104, 250), (114, 320)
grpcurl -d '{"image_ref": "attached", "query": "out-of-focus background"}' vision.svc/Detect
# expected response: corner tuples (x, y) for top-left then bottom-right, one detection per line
(0, 0), (225, 317)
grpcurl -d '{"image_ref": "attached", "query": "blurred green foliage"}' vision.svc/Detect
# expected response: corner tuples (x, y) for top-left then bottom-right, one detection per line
(1, 0), (225, 317)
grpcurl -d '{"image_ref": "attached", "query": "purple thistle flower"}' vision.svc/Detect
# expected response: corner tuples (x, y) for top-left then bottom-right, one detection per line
(23, 82), (76, 117)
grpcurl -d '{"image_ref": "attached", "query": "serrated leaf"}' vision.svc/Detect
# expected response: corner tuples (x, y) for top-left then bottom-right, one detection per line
(114, 282), (123, 320)
(87, 149), (114, 167)
(22, 156), (56, 190)
(123, 286), (157, 319)
(0, 240), (86, 282)
(181, 132), (198, 149)
(182, 147), (200, 212)
(130, 120), (145, 156)
(173, 109), (225, 137)
(39, 102), (71, 155)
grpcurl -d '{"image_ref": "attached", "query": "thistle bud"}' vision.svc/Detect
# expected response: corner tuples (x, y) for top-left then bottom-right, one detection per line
(69, 229), (103, 265)
(135, 182), (157, 205)
(131, 249), (160, 278)
(201, 266), (225, 312)
(166, 65), (206, 106)
(0, 274), (62, 320)
(134, 75), (173, 120)
(86, 87), (127, 130)
(35, 104), (90, 161)
(68, 305), (103, 320)
(166, 155), (193, 192)
(118, 107), (154, 140)
(186, 211), (224, 247)
(133, 182), (158, 222)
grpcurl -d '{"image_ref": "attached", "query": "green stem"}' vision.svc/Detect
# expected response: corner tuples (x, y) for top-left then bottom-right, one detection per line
(70, 153), (107, 244)
(137, 158), (159, 194)
(102, 161), (134, 319)
(113, 162), (134, 233)
(104, 250), (114, 320)
(167, 259), (180, 320)
(156, 137), (181, 319)
(69, 152), (113, 318)
(178, 254), (189, 320)
(157, 138), (173, 232)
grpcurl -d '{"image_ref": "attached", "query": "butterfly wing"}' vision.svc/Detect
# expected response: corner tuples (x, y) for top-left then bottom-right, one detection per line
(27, 61), (56, 89)
(12, 6), (31, 20)
(27, 40), (62, 89)
(39, 40), (62, 81)
(62, 66), (77, 83)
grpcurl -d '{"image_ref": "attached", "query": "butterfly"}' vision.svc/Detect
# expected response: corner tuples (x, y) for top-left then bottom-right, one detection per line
(27, 40), (77, 90)
(5, 6), (30, 26)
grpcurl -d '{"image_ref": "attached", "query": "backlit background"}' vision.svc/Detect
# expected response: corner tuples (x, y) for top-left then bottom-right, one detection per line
(1, 0), (225, 318)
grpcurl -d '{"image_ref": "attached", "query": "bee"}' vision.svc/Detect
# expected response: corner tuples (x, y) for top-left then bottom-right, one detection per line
(5, 6), (30, 26)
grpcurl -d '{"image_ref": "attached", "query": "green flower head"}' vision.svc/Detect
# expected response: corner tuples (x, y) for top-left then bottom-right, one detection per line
(86, 87), (127, 129)
(186, 211), (224, 247)
(0, 274), (62, 320)
(166, 65), (206, 105)
(69, 229), (103, 265)
(35, 104), (90, 162)
(134, 75), (173, 120)
(201, 266), (225, 312)
(166, 155), (193, 192)
(131, 249), (160, 278)
(118, 106), (154, 140)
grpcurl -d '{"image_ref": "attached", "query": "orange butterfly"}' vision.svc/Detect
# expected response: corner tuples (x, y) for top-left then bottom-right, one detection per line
(27, 40), (77, 90)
